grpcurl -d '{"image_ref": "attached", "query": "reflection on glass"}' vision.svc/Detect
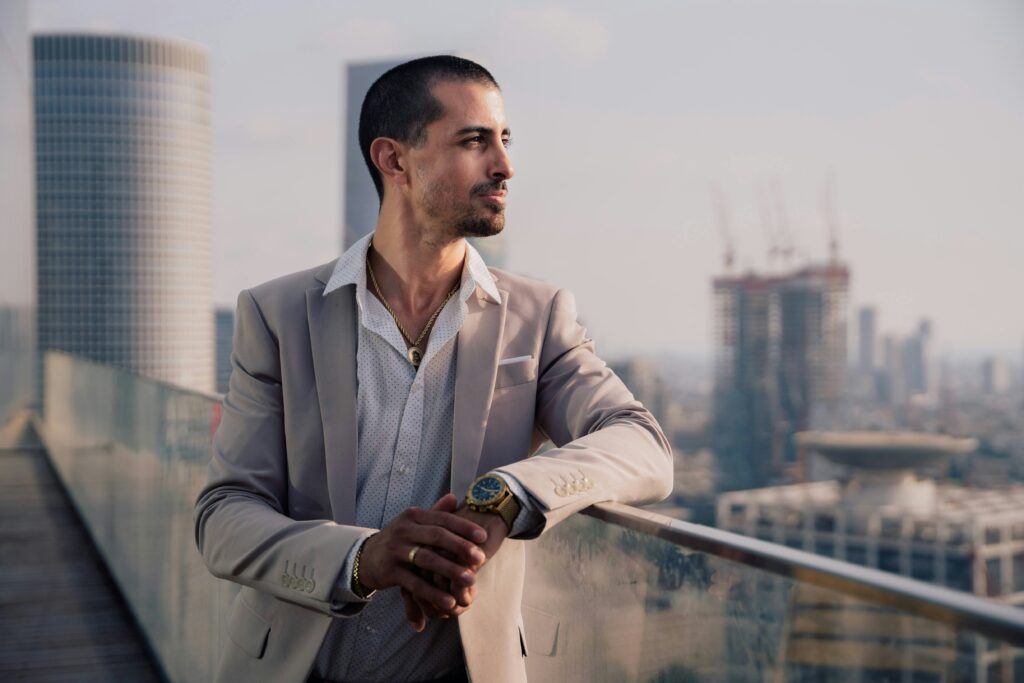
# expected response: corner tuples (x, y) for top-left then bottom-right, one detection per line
(522, 513), (1022, 683)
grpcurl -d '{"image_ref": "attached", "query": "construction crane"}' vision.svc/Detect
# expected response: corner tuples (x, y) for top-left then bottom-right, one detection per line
(821, 170), (841, 263)
(771, 178), (797, 267)
(710, 184), (735, 272)
(757, 181), (781, 269)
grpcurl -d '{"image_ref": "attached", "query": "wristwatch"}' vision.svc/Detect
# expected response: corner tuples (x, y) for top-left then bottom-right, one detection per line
(466, 473), (521, 532)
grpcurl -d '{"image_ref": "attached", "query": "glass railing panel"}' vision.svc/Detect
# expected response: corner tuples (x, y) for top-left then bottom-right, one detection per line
(40, 351), (234, 683)
(35, 351), (1024, 683)
(523, 512), (1023, 683)
(0, 346), (38, 427)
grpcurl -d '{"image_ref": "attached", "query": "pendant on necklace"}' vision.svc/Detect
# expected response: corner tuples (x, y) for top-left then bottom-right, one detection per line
(408, 346), (423, 369)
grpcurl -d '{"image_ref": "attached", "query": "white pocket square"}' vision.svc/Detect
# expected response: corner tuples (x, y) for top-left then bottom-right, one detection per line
(498, 354), (533, 366)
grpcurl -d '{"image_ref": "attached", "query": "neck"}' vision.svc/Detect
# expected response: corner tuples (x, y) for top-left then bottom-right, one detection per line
(369, 204), (465, 316)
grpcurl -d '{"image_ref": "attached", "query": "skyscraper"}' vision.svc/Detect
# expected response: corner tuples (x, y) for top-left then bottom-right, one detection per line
(903, 319), (932, 396)
(712, 275), (779, 491)
(34, 34), (214, 392)
(214, 307), (234, 395)
(342, 58), (506, 266)
(1, 0), (37, 423)
(857, 306), (876, 376)
(713, 262), (849, 490)
(0, 0), (35, 350)
(982, 356), (1011, 396)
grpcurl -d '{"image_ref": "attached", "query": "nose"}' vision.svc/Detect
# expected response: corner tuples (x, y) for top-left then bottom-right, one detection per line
(491, 142), (514, 182)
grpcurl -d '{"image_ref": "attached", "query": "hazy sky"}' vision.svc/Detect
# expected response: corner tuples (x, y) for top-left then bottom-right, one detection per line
(31, 0), (1024, 357)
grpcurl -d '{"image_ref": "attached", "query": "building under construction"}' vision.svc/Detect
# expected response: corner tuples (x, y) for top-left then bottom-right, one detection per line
(712, 261), (849, 490)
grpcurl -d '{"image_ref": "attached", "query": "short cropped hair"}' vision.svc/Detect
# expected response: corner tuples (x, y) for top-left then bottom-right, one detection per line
(359, 55), (500, 202)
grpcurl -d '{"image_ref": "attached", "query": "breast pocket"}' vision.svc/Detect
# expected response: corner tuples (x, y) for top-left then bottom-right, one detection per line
(495, 357), (537, 390)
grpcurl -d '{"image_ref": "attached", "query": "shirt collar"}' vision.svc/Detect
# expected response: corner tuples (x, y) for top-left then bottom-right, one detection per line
(322, 232), (502, 305)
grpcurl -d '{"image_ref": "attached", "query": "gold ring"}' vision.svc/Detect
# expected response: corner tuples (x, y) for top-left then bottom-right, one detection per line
(408, 545), (421, 565)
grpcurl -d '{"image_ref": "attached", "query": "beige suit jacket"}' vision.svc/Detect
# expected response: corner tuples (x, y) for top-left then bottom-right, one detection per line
(194, 259), (673, 683)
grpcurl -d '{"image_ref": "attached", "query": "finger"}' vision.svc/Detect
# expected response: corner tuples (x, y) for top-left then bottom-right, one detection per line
(419, 591), (469, 619)
(429, 494), (459, 513)
(450, 581), (474, 608)
(405, 527), (485, 570)
(395, 566), (459, 614)
(405, 519), (487, 567)
(461, 583), (477, 611)
(401, 588), (427, 632)
(412, 546), (477, 588)
(413, 593), (455, 620)
(428, 570), (475, 610)
(410, 508), (488, 545)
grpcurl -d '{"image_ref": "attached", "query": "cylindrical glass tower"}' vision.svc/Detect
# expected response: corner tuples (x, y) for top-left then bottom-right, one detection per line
(34, 34), (213, 392)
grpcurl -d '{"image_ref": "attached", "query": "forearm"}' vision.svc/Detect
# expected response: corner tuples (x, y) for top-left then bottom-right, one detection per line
(194, 489), (375, 617)
(497, 416), (672, 535)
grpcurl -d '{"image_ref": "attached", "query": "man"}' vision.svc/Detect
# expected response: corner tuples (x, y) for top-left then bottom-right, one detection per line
(194, 55), (672, 683)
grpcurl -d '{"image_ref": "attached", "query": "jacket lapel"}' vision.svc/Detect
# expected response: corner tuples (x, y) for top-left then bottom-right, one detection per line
(306, 273), (359, 525)
(451, 288), (507, 497)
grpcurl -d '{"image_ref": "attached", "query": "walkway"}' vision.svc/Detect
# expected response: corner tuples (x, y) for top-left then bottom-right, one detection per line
(0, 442), (163, 682)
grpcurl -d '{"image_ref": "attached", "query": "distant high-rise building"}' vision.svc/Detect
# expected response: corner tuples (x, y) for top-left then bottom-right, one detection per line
(0, 0), (37, 422)
(857, 306), (876, 376)
(712, 275), (779, 491)
(874, 320), (934, 411)
(982, 356), (1011, 395)
(214, 307), (234, 395)
(879, 333), (904, 405)
(718, 432), (1015, 683)
(0, 307), (34, 353)
(342, 58), (506, 267)
(712, 263), (849, 490)
(34, 34), (214, 392)
(903, 319), (932, 396)
(0, 0), (34, 349)
(609, 357), (668, 426)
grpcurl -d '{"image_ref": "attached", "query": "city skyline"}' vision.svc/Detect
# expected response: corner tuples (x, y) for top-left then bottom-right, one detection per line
(24, 0), (1024, 358)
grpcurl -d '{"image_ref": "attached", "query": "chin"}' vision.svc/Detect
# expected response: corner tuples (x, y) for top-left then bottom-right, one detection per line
(457, 214), (505, 239)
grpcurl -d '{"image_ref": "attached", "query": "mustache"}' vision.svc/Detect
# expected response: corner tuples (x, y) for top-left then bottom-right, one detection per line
(472, 181), (508, 195)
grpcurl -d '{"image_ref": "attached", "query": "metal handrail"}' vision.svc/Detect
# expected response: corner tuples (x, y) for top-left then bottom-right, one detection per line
(584, 501), (1024, 647)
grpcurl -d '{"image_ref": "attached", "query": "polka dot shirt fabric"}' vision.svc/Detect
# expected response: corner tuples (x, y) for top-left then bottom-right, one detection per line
(314, 233), (501, 682)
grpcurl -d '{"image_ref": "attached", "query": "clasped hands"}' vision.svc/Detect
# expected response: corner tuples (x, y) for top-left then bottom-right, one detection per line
(356, 493), (508, 632)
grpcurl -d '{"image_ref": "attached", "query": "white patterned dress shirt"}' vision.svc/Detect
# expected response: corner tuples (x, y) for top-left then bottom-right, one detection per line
(313, 233), (541, 682)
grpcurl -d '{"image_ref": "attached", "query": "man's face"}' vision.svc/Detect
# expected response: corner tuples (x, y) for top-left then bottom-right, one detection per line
(408, 80), (514, 241)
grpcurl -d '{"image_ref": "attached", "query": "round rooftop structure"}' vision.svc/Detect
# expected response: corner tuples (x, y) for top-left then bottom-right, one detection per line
(796, 432), (978, 512)
(795, 431), (977, 470)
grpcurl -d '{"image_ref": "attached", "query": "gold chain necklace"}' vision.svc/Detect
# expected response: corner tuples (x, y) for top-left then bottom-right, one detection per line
(366, 252), (459, 369)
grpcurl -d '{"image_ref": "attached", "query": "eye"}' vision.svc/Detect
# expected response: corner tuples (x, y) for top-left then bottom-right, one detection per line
(502, 137), (512, 148)
(463, 135), (484, 147)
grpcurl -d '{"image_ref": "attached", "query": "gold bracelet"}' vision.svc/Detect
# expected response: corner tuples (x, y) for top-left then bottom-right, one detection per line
(351, 535), (377, 600)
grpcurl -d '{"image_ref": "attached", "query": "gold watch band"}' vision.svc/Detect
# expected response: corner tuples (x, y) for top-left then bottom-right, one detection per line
(494, 491), (521, 531)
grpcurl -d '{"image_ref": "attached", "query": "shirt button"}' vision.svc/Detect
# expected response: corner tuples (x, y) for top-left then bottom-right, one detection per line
(398, 464), (409, 475)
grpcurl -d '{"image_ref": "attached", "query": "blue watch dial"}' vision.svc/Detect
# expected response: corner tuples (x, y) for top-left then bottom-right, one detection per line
(472, 476), (503, 502)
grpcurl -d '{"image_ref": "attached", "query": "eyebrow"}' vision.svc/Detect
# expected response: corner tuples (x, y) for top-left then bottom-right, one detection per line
(454, 126), (511, 138)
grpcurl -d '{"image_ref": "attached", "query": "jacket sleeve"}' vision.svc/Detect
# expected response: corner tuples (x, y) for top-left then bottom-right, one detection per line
(193, 289), (372, 617)
(495, 288), (674, 537)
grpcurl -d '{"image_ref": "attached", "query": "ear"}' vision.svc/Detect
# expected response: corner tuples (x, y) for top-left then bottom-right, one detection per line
(369, 137), (409, 190)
